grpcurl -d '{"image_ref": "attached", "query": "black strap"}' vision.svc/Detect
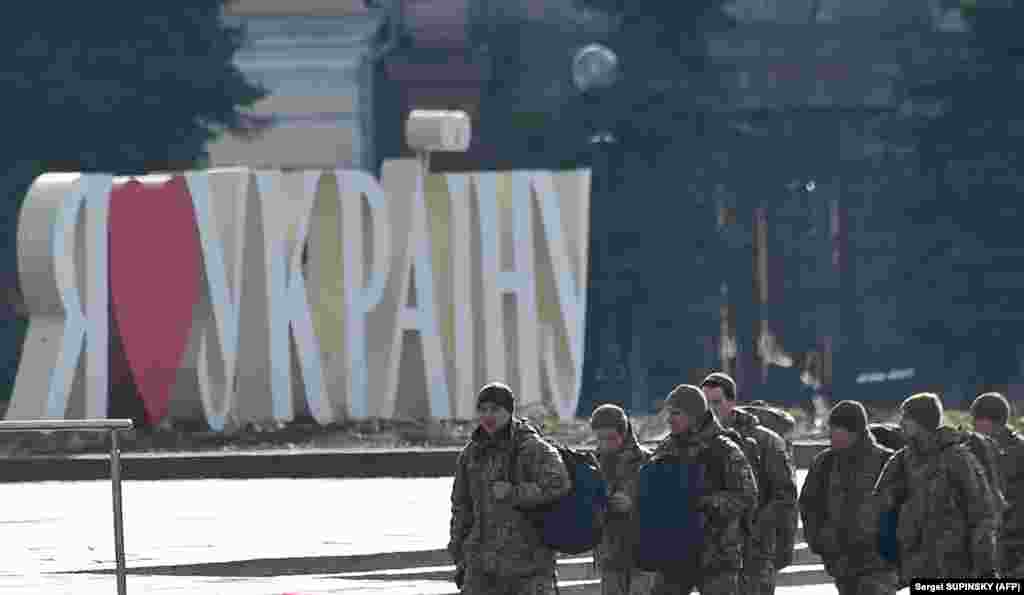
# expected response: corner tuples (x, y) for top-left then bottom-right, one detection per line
(507, 431), (519, 484)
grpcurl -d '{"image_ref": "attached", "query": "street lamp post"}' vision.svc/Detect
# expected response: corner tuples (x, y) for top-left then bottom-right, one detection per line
(572, 43), (632, 416)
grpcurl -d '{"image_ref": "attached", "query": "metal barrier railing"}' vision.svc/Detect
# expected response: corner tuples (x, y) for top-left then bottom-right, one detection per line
(0, 419), (134, 595)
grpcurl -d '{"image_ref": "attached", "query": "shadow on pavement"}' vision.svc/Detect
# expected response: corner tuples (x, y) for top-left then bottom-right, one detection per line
(67, 550), (455, 577)
(67, 544), (823, 585)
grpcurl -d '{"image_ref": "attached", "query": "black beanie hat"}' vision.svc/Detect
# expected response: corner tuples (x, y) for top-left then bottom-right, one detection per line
(701, 372), (737, 402)
(971, 392), (1011, 425)
(664, 384), (708, 420)
(828, 400), (868, 434)
(477, 382), (515, 414)
(901, 392), (944, 431)
(590, 403), (629, 434)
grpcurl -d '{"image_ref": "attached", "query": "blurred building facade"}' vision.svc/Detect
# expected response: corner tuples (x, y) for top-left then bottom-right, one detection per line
(211, 0), (1023, 414)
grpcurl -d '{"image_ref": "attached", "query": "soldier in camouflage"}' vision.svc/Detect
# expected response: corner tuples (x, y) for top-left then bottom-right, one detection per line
(799, 400), (898, 595)
(448, 382), (571, 595)
(971, 392), (1024, 576)
(590, 403), (656, 595)
(701, 372), (798, 595)
(873, 393), (1000, 584)
(650, 384), (759, 595)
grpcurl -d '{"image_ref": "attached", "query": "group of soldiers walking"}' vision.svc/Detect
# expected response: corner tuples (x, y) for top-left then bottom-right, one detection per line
(448, 376), (1023, 595)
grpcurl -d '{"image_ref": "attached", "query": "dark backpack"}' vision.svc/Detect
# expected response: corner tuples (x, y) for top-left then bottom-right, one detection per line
(719, 428), (761, 484)
(741, 403), (797, 442)
(961, 429), (1008, 517)
(719, 428), (800, 569)
(632, 453), (706, 572)
(511, 437), (608, 555)
(869, 423), (907, 452)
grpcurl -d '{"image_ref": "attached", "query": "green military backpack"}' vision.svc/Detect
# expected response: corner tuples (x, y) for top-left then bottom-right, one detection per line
(960, 428), (1008, 517)
(737, 403), (799, 569)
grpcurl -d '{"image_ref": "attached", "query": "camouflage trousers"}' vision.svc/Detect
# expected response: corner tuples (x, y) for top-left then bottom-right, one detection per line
(1001, 539), (1024, 576)
(833, 571), (899, 595)
(651, 570), (739, 595)
(601, 567), (657, 595)
(461, 568), (557, 595)
(741, 556), (776, 595)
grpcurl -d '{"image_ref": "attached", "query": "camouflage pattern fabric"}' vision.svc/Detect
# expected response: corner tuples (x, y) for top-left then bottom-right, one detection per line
(650, 411), (758, 586)
(961, 429), (1008, 525)
(651, 570), (739, 595)
(461, 567), (558, 595)
(738, 402), (796, 442)
(873, 426), (1000, 582)
(990, 425), (1024, 575)
(595, 422), (652, 571)
(834, 571), (899, 595)
(740, 558), (775, 595)
(731, 407), (799, 588)
(449, 418), (570, 580)
(601, 568), (657, 595)
(799, 428), (896, 585)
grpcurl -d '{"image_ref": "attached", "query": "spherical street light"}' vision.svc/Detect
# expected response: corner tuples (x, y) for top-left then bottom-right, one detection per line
(571, 43), (620, 93)
(572, 42), (624, 414)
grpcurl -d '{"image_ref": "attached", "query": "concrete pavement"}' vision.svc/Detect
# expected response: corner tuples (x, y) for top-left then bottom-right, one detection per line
(0, 472), (916, 595)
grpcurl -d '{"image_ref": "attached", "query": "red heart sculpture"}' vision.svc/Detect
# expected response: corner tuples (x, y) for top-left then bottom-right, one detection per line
(109, 176), (202, 425)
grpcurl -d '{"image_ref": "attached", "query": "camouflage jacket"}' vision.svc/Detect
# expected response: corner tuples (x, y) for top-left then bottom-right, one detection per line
(651, 412), (759, 573)
(799, 430), (895, 578)
(448, 419), (571, 578)
(730, 408), (798, 563)
(991, 426), (1024, 540)
(594, 423), (652, 570)
(873, 427), (999, 580)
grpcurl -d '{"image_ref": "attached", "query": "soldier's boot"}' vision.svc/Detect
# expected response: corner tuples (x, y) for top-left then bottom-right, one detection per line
(510, 571), (558, 595)
(835, 571), (898, 595)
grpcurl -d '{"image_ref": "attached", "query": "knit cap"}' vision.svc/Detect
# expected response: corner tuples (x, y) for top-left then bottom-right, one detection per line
(900, 392), (944, 431)
(828, 400), (868, 434)
(701, 372), (737, 401)
(971, 392), (1011, 425)
(590, 403), (629, 434)
(477, 382), (515, 414)
(664, 384), (708, 420)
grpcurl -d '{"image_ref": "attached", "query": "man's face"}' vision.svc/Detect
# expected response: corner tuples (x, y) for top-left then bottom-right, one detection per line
(829, 426), (857, 450)
(703, 385), (734, 422)
(594, 427), (625, 453)
(667, 408), (692, 435)
(477, 402), (511, 434)
(973, 417), (995, 436)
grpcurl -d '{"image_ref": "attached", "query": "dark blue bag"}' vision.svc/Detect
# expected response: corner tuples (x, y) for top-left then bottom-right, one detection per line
(878, 509), (900, 564)
(514, 442), (608, 555)
(632, 456), (705, 572)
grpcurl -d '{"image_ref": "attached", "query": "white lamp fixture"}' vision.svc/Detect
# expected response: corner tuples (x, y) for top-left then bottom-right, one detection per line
(405, 110), (472, 153)
(572, 43), (620, 93)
